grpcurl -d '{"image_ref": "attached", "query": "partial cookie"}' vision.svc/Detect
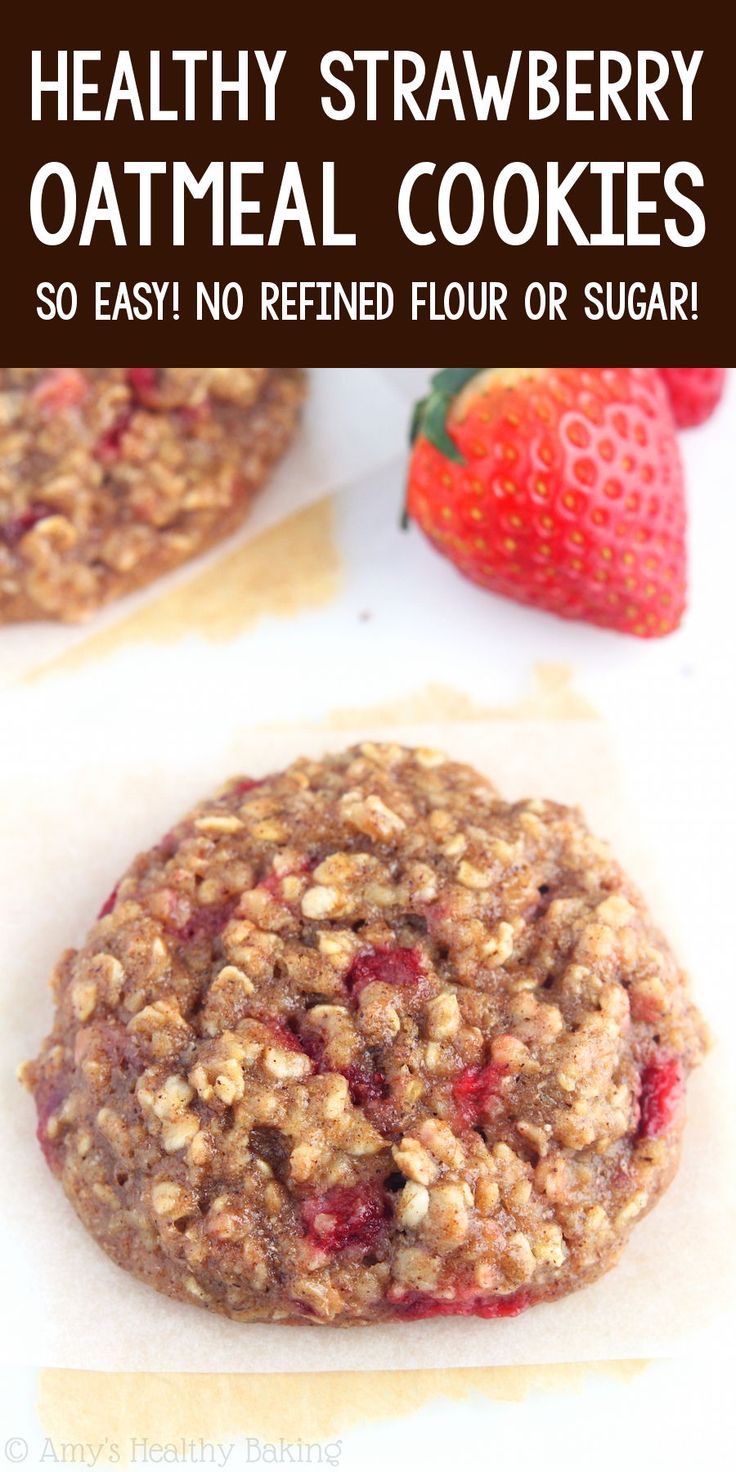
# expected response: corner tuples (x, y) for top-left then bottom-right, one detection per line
(24, 744), (707, 1324)
(0, 367), (304, 622)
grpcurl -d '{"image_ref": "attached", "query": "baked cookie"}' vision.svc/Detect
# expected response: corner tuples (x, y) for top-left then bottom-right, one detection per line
(24, 744), (707, 1324)
(0, 367), (304, 622)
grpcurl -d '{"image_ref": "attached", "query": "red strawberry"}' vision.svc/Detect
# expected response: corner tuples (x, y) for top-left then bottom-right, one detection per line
(452, 1061), (508, 1125)
(94, 410), (133, 463)
(392, 1288), (532, 1320)
(659, 368), (726, 428)
(1, 502), (54, 546)
(301, 1183), (388, 1254)
(97, 883), (120, 919)
(405, 368), (687, 638)
(252, 1015), (309, 1055)
(637, 1056), (684, 1138)
(127, 367), (158, 403)
(347, 946), (425, 998)
(257, 858), (313, 906)
(174, 897), (238, 943)
(342, 1063), (387, 1107)
(298, 1026), (387, 1110)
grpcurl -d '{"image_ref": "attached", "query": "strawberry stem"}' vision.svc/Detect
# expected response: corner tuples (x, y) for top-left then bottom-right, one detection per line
(402, 368), (481, 529)
(409, 368), (481, 464)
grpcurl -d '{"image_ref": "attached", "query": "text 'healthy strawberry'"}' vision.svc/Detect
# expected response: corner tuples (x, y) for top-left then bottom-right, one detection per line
(405, 367), (687, 638)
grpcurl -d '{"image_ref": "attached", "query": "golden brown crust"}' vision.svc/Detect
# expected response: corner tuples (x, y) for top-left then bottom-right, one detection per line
(24, 744), (707, 1324)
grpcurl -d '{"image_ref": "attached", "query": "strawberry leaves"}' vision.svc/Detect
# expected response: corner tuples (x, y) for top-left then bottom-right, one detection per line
(409, 368), (481, 464)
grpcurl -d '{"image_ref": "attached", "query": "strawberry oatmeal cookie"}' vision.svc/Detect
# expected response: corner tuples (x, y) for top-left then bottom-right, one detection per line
(23, 744), (706, 1325)
(0, 367), (304, 622)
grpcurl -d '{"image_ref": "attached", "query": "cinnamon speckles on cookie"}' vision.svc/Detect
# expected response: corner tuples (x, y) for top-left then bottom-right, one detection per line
(22, 744), (707, 1324)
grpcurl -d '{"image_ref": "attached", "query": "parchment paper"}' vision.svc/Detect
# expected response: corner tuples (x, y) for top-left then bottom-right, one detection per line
(0, 367), (409, 687)
(1, 716), (732, 1373)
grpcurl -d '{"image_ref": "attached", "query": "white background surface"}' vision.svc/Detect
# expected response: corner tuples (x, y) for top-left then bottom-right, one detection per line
(1, 367), (734, 1469)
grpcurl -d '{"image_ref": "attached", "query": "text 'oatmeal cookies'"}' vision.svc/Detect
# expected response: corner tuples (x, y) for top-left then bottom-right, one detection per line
(0, 367), (304, 622)
(23, 744), (707, 1325)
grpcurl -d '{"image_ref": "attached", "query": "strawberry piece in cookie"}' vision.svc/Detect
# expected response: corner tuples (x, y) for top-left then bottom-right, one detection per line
(393, 1288), (532, 1320)
(452, 1062), (508, 1125)
(94, 411), (134, 463)
(638, 1057), (684, 1138)
(347, 946), (425, 997)
(127, 367), (158, 401)
(97, 883), (120, 919)
(302, 1184), (389, 1254)
(1, 502), (54, 547)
